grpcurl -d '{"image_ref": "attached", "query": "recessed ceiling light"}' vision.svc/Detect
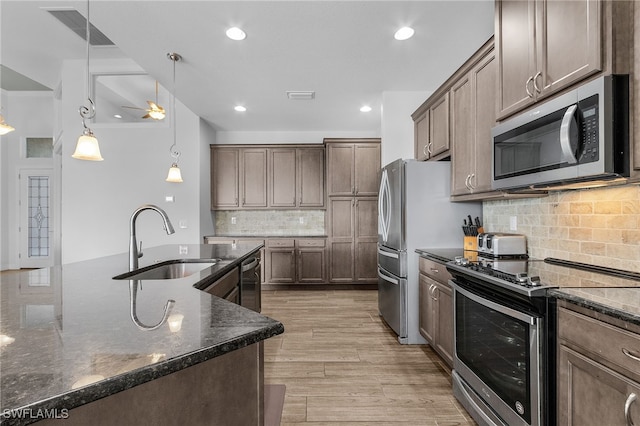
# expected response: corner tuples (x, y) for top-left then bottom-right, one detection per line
(226, 27), (246, 41)
(394, 26), (415, 41)
(234, 105), (247, 112)
(360, 106), (372, 113)
(113, 114), (122, 119)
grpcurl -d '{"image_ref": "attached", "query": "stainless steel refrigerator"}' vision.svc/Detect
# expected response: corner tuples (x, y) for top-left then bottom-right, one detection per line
(377, 159), (481, 344)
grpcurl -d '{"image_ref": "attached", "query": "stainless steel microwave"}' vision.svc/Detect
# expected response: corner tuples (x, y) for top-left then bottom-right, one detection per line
(491, 75), (629, 191)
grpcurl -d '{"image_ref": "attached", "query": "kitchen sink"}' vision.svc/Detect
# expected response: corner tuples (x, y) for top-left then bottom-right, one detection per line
(113, 259), (222, 281)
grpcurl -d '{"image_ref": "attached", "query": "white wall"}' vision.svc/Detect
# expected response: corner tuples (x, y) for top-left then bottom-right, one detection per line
(0, 90), (7, 269)
(61, 59), (211, 264)
(380, 91), (430, 166)
(199, 118), (216, 239)
(0, 90), (54, 270)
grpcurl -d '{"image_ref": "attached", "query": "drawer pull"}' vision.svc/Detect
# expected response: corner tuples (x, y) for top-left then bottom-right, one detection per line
(430, 267), (439, 273)
(623, 348), (640, 362)
(625, 393), (637, 426)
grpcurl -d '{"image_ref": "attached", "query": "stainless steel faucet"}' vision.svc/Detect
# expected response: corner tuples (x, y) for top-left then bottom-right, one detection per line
(129, 204), (175, 271)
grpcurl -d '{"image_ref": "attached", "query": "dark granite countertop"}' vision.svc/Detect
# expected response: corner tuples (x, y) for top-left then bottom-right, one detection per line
(0, 243), (283, 422)
(550, 287), (640, 327)
(415, 248), (466, 264)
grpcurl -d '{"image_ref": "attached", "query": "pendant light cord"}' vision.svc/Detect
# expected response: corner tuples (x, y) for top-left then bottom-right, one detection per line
(79, 0), (95, 125)
(169, 53), (180, 161)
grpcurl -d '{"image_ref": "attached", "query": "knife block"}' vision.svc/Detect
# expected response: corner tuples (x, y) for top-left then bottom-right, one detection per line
(463, 236), (478, 252)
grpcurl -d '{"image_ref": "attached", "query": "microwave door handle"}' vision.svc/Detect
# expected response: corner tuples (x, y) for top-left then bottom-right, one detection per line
(560, 104), (579, 164)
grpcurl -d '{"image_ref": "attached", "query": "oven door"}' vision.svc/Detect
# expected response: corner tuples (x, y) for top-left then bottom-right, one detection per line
(452, 282), (542, 426)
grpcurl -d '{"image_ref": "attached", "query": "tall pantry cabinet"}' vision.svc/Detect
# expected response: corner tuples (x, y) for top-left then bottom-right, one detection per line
(324, 138), (380, 284)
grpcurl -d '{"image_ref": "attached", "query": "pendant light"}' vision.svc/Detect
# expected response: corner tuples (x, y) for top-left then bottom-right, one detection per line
(0, 108), (15, 136)
(72, 0), (103, 161)
(166, 53), (183, 183)
(0, 113), (15, 136)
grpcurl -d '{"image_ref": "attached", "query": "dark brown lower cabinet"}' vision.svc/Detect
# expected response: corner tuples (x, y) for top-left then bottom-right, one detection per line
(418, 256), (454, 367)
(265, 238), (326, 284)
(557, 302), (640, 425)
(39, 344), (264, 426)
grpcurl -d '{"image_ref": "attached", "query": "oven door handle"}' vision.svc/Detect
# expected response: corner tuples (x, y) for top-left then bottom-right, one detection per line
(452, 281), (539, 325)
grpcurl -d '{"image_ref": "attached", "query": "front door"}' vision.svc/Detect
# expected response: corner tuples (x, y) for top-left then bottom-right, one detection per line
(19, 169), (54, 268)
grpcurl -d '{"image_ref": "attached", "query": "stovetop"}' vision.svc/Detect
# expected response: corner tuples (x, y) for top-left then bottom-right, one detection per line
(446, 253), (640, 298)
(447, 255), (554, 298)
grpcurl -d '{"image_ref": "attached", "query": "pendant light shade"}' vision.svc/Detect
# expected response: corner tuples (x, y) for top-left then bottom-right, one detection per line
(166, 163), (183, 183)
(73, 0), (103, 161)
(72, 130), (103, 161)
(0, 114), (15, 135)
(166, 53), (183, 183)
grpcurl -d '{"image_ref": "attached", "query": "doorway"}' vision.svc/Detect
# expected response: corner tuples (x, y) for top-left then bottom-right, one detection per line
(19, 169), (54, 268)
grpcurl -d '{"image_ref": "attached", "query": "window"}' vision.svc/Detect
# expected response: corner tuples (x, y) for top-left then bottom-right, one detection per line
(26, 137), (53, 158)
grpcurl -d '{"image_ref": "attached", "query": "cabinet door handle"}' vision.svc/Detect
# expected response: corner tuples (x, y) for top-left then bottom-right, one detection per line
(423, 145), (429, 156)
(625, 393), (637, 426)
(427, 142), (433, 155)
(469, 173), (476, 190)
(525, 76), (534, 98)
(432, 287), (439, 302)
(533, 71), (542, 94)
(465, 174), (472, 190)
(354, 186), (358, 195)
(623, 348), (640, 362)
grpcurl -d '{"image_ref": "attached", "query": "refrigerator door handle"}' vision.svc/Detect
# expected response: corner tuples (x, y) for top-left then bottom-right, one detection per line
(378, 169), (391, 243)
(377, 268), (399, 285)
(377, 247), (399, 259)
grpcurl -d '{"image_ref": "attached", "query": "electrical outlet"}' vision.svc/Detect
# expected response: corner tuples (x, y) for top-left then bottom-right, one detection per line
(509, 216), (517, 231)
(299, 217), (304, 224)
(179, 220), (188, 229)
(165, 195), (174, 203)
(231, 217), (236, 225)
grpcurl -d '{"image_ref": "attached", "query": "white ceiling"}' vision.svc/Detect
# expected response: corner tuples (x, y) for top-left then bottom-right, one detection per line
(0, 0), (495, 133)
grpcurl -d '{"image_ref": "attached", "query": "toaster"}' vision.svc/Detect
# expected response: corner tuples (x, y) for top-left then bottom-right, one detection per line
(477, 233), (527, 256)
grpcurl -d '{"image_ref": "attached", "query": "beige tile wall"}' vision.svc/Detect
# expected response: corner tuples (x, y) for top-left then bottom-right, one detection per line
(483, 184), (640, 273)
(215, 210), (325, 236)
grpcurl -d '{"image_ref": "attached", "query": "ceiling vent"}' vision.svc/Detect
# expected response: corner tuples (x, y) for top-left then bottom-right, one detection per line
(286, 91), (315, 101)
(45, 9), (114, 46)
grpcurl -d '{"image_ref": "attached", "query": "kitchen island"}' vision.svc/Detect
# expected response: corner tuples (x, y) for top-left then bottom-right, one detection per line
(0, 244), (283, 425)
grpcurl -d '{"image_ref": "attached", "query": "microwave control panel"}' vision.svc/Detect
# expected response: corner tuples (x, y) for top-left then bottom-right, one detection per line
(578, 95), (599, 164)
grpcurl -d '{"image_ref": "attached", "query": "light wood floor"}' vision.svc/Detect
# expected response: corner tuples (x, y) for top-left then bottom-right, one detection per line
(261, 289), (477, 425)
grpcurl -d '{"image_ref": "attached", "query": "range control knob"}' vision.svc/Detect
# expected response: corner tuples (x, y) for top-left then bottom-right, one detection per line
(527, 276), (541, 287)
(454, 256), (469, 266)
(515, 273), (528, 284)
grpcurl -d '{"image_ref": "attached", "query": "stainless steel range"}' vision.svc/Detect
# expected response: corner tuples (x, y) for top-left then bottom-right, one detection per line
(447, 253), (558, 426)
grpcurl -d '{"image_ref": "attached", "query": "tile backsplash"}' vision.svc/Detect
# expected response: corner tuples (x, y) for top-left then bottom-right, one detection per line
(215, 210), (325, 236)
(483, 184), (640, 273)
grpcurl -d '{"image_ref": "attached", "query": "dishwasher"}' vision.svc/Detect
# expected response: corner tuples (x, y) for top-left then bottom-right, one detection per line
(240, 252), (262, 312)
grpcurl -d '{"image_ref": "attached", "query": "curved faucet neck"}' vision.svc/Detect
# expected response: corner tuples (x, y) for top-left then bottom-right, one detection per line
(129, 204), (175, 271)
